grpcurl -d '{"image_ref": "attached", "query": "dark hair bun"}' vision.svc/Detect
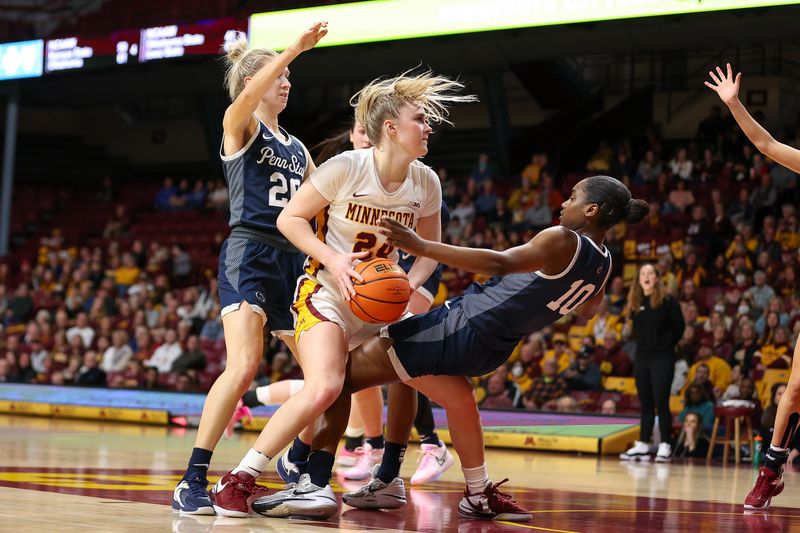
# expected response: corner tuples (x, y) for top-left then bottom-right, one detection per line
(625, 199), (649, 224)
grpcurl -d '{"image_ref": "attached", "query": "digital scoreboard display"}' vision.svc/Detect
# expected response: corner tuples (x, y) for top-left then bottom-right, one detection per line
(138, 18), (247, 62)
(45, 29), (141, 73)
(43, 17), (247, 74)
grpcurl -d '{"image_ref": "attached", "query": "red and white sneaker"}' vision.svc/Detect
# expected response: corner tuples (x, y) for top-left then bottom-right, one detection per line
(457, 479), (532, 522)
(224, 400), (253, 439)
(744, 467), (785, 510)
(210, 471), (266, 517)
(337, 446), (362, 468)
(343, 443), (383, 481)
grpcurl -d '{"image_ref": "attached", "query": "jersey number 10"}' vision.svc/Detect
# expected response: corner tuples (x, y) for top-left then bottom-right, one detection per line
(268, 172), (301, 207)
(546, 279), (596, 315)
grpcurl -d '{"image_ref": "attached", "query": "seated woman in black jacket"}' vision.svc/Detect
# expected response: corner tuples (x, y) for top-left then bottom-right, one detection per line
(674, 411), (710, 459)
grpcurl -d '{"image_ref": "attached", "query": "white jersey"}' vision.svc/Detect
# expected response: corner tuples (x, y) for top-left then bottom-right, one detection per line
(304, 147), (441, 294)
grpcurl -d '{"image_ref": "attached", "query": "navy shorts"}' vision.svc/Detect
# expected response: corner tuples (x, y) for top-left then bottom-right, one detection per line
(385, 301), (513, 379)
(218, 236), (304, 334)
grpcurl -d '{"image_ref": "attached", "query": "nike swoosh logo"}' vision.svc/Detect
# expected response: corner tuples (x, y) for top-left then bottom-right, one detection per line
(444, 301), (451, 309)
(174, 482), (188, 507)
(215, 481), (229, 493)
(465, 496), (491, 513)
(401, 252), (412, 260)
(435, 454), (447, 466)
(353, 192), (368, 198)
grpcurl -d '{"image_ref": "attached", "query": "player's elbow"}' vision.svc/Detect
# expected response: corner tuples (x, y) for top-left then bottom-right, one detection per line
(276, 211), (291, 237)
(755, 137), (776, 157)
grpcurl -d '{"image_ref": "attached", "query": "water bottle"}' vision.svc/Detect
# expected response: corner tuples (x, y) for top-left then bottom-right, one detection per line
(753, 435), (762, 468)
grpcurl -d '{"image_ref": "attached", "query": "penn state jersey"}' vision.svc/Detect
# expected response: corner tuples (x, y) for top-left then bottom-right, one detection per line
(220, 119), (308, 236)
(456, 231), (612, 351)
(305, 148), (441, 294)
(398, 202), (450, 272)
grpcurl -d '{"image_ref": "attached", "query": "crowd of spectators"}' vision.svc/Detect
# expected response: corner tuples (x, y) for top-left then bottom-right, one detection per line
(454, 107), (800, 455)
(1, 105), (799, 458)
(0, 176), (297, 393)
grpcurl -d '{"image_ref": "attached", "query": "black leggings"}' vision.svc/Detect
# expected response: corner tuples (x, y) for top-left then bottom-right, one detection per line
(414, 392), (436, 438)
(633, 356), (674, 444)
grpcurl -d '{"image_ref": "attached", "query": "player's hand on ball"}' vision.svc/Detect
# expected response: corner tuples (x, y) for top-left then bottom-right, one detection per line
(705, 63), (741, 105)
(379, 216), (426, 256)
(326, 250), (368, 300)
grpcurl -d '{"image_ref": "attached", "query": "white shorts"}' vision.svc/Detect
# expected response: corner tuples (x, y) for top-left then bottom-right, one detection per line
(291, 274), (383, 351)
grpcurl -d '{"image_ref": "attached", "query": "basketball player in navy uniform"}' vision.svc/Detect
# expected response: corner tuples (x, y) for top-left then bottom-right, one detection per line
(253, 175), (648, 521)
(172, 23), (328, 516)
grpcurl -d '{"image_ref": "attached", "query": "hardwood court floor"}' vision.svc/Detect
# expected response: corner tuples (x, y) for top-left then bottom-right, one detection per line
(0, 414), (798, 532)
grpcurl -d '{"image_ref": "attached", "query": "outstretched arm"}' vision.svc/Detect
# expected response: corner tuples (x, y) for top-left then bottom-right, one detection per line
(706, 63), (800, 173)
(379, 217), (575, 277)
(223, 22), (328, 146)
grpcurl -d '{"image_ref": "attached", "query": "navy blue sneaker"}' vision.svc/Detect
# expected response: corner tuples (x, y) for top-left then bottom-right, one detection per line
(172, 476), (215, 515)
(276, 449), (307, 485)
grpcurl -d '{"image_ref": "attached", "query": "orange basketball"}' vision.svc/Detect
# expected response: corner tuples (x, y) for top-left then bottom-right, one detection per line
(349, 258), (411, 324)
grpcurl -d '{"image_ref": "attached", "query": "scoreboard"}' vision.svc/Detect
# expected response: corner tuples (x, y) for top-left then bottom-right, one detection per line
(138, 18), (246, 62)
(39, 17), (247, 76)
(45, 29), (141, 73)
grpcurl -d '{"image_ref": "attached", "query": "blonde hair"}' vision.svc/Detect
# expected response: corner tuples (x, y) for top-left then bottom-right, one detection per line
(222, 32), (277, 101)
(350, 69), (477, 147)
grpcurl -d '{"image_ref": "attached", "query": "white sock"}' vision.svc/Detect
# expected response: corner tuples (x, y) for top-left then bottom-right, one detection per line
(462, 464), (490, 495)
(345, 426), (365, 438)
(255, 386), (272, 405)
(231, 448), (270, 477)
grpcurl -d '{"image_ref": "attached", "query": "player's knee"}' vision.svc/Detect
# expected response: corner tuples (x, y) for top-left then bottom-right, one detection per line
(222, 358), (260, 391)
(305, 381), (344, 412)
(226, 346), (261, 373)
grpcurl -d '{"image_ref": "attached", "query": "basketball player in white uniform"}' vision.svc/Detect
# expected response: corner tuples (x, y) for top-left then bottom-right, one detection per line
(216, 71), (476, 516)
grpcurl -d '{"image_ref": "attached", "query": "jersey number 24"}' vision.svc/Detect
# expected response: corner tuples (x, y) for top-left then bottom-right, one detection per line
(268, 172), (301, 207)
(546, 279), (596, 315)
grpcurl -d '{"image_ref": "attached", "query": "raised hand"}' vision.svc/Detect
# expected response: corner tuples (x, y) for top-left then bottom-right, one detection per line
(704, 63), (741, 105)
(290, 21), (328, 53)
(325, 250), (368, 301)
(378, 216), (427, 257)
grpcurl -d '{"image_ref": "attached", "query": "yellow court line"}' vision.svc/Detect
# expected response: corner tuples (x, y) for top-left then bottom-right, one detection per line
(498, 521), (580, 533)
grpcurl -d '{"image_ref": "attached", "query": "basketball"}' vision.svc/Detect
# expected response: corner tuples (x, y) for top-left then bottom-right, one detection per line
(349, 258), (411, 324)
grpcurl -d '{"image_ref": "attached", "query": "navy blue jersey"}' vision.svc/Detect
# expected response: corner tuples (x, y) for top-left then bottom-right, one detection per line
(397, 202), (450, 273)
(220, 120), (308, 236)
(455, 231), (612, 351)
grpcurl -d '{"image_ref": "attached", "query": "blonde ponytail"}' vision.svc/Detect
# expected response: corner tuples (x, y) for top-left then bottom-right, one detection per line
(350, 69), (477, 147)
(221, 32), (277, 101)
